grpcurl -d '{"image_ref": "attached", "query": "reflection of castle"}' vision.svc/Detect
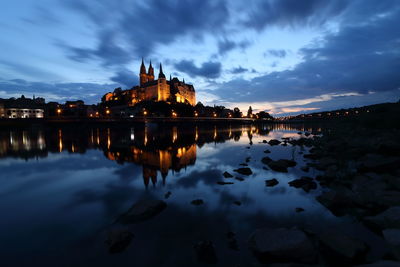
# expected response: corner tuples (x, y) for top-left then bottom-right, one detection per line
(0, 124), (276, 187)
(103, 60), (196, 106)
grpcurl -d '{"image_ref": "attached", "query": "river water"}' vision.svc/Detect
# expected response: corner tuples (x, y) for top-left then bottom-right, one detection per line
(0, 123), (373, 266)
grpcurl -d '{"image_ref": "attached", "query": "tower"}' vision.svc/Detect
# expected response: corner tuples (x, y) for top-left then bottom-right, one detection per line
(140, 58), (148, 86)
(148, 60), (154, 81)
(158, 63), (166, 79)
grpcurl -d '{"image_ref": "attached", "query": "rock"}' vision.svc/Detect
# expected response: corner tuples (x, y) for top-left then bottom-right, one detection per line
(303, 153), (320, 160)
(191, 199), (204, 205)
(316, 191), (357, 217)
(295, 208), (305, 212)
(357, 154), (400, 173)
(164, 191), (171, 199)
(268, 139), (282, 146)
(248, 227), (317, 264)
(245, 157), (251, 162)
(246, 146), (250, 149)
(235, 177), (244, 182)
(363, 206), (400, 229)
(318, 229), (367, 262)
(297, 132), (302, 135)
(264, 149), (271, 153)
(383, 228), (400, 260)
(194, 241), (218, 264)
(300, 166), (309, 172)
(288, 177), (317, 192)
(233, 201), (242, 206)
(262, 140), (268, 143)
(357, 260), (400, 267)
(265, 178), (279, 187)
(223, 171), (233, 178)
(263, 159), (296, 173)
(261, 156), (272, 164)
(117, 199), (167, 224)
(239, 163), (248, 166)
(233, 167), (253, 176)
(217, 181), (234, 185)
(105, 229), (134, 253)
(304, 132), (311, 137)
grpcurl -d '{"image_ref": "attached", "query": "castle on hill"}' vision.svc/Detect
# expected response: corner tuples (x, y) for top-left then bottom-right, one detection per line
(103, 59), (196, 106)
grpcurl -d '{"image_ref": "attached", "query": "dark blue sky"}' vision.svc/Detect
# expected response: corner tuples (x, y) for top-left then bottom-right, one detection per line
(0, 0), (399, 115)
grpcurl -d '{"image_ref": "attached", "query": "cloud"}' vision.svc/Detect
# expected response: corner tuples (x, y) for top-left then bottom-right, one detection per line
(210, 6), (400, 104)
(265, 49), (287, 58)
(174, 60), (222, 79)
(243, 0), (349, 30)
(230, 66), (248, 74)
(217, 39), (251, 55)
(110, 68), (139, 88)
(62, 0), (230, 65)
(0, 78), (115, 103)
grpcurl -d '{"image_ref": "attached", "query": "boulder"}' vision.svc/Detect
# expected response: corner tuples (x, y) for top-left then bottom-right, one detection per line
(217, 181), (234, 185)
(105, 229), (134, 253)
(191, 199), (204, 205)
(382, 228), (400, 260)
(295, 208), (305, 212)
(268, 139), (282, 146)
(363, 206), (400, 229)
(235, 177), (244, 182)
(164, 191), (171, 199)
(194, 241), (218, 264)
(288, 177), (317, 192)
(265, 178), (279, 187)
(223, 171), (233, 178)
(316, 191), (356, 217)
(357, 154), (400, 173)
(233, 201), (242, 206)
(265, 159), (296, 173)
(318, 229), (367, 262)
(264, 149), (271, 153)
(117, 199), (167, 224)
(234, 167), (253, 176)
(248, 227), (317, 264)
(301, 166), (310, 172)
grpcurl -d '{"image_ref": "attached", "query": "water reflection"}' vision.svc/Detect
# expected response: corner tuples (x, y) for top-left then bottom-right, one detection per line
(0, 124), (324, 186)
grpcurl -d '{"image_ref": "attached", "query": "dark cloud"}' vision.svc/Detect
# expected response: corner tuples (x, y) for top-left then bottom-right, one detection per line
(62, 0), (229, 65)
(218, 39), (251, 55)
(0, 78), (115, 103)
(265, 49), (287, 58)
(212, 6), (400, 103)
(244, 0), (348, 30)
(174, 60), (222, 79)
(230, 66), (248, 74)
(110, 68), (139, 88)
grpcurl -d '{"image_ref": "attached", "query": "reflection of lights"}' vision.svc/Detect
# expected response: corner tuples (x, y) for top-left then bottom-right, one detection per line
(172, 111), (177, 117)
(107, 128), (111, 149)
(97, 128), (100, 145)
(194, 112), (198, 117)
(172, 127), (177, 143)
(143, 110), (147, 116)
(130, 128), (135, 141)
(213, 113), (217, 117)
(213, 126), (217, 140)
(144, 126), (148, 145)
(89, 114), (93, 117)
(57, 108), (62, 114)
(71, 143), (75, 153)
(106, 109), (110, 115)
(195, 126), (198, 141)
(58, 129), (63, 152)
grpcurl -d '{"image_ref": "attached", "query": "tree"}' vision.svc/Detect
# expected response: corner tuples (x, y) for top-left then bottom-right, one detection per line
(247, 106), (253, 118)
(233, 107), (242, 118)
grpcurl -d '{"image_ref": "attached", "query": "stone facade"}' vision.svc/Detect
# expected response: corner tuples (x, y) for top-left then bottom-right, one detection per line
(103, 59), (196, 106)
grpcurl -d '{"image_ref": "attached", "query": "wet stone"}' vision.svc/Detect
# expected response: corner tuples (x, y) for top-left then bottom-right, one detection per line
(191, 199), (204, 205)
(248, 227), (317, 264)
(295, 207), (305, 212)
(217, 181), (234, 185)
(223, 171), (233, 178)
(164, 191), (171, 199)
(288, 177), (317, 192)
(116, 199), (167, 224)
(105, 229), (134, 254)
(233, 167), (253, 176)
(263, 149), (271, 153)
(265, 178), (279, 187)
(268, 139), (282, 146)
(233, 201), (242, 206)
(235, 177), (245, 182)
(194, 240), (218, 264)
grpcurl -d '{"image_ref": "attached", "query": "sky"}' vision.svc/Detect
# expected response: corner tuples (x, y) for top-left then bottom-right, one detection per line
(0, 0), (399, 115)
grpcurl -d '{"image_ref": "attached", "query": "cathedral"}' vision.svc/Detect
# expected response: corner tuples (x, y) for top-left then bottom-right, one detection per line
(103, 59), (196, 106)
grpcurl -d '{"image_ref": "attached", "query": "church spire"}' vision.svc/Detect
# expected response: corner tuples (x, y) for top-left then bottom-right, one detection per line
(140, 57), (146, 74)
(148, 60), (154, 76)
(158, 63), (166, 79)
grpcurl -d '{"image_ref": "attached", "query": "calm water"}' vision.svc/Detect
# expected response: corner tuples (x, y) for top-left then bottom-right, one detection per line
(0, 123), (377, 266)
